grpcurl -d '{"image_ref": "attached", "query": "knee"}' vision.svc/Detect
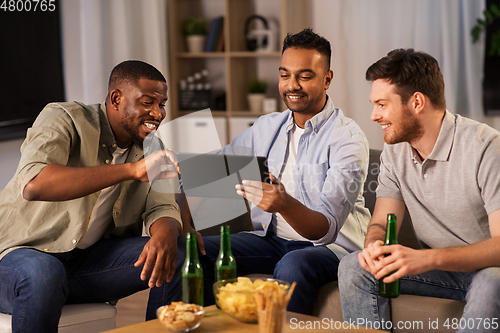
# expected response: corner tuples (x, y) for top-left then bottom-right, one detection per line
(468, 267), (500, 300)
(273, 250), (314, 281)
(16, 253), (68, 301)
(338, 252), (369, 291)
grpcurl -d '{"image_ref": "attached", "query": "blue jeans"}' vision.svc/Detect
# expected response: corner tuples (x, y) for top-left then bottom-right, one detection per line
(0, 236), (186, 333)
(338, 251), (500, 333)
(149, 230), (340, 316)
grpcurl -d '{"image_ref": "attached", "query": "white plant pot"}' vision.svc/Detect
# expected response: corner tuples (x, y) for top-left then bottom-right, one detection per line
(186, 35), (206, 53)
(247, 93), (266, 112)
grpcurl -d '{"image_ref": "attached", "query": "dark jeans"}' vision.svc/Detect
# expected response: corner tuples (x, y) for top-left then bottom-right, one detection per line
(148, 230), (340, 316)
(0, 236), (186, 333)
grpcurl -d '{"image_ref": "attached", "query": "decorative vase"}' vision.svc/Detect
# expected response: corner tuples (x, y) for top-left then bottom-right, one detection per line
(247, 93), (266, 112)
(186, 35), (206, 53)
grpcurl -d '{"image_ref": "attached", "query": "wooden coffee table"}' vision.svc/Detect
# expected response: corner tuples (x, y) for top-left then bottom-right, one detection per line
(105, 305), (382, 332)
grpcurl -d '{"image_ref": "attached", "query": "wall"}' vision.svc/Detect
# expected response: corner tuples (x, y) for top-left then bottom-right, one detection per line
(0, 139), (23, 191)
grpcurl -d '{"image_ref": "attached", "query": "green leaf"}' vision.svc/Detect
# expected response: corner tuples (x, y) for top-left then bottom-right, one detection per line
(471, 26), (482, 43)
(484, 10), (493, 22)
(477, 18), (486, 26)
(490, 4), (500, 16)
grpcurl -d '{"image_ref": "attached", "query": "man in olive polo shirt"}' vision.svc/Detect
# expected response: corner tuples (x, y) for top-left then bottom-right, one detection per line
(0, 60), (182, 333)
(339, 49), (500, 332)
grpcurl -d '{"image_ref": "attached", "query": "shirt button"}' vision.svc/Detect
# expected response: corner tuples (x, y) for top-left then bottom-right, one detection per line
(263, 224), (267, 229)
(72, 239), (77, 244)
(101, 144), (106, 148)
(314, 128), (318, 132)
(275, 169), (279, 173)
(112, 144), (116, 148)
(424, 174), (429, 179)
(284, 140), (287, 144)
(105, 159), (110, 164)
(43, 248), (49, 252)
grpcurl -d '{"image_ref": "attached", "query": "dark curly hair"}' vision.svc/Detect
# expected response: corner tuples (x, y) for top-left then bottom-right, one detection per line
(282, 28), (331, 70)
(366, 49), (446, 110)
(108, 60), (166, 88)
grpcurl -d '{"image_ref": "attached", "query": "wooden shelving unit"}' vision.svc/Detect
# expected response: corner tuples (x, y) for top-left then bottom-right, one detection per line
(167, 0), (310, 143)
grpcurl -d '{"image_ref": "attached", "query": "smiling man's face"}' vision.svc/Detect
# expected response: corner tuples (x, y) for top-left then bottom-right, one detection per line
(369, 79), (423, 145)
(278, 47), (332, 118)
(117, 78), (168, 147)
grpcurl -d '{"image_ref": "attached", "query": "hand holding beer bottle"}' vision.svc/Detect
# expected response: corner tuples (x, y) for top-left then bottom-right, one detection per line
(378, 213), (400, 298)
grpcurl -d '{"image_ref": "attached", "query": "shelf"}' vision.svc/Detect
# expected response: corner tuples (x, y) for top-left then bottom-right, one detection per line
(177, 52), (226, 58)
(167, 0), (310, 145)
(228, 51), (281, 58)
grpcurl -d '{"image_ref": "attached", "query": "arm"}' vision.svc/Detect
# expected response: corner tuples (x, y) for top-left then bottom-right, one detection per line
(236, 173), (328, 240)
(23, 149), (178, 201)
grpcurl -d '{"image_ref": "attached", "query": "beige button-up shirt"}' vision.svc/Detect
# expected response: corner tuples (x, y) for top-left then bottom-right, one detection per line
(0, 102), (181, 260)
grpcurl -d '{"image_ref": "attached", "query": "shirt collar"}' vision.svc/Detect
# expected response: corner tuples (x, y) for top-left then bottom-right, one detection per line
(99, 103), (118, 150)
(426, 110), (455, 162)
(284, 95), (335, 133)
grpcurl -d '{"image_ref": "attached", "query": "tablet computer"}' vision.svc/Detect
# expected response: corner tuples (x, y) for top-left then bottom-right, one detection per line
(177, 152), (270, 199)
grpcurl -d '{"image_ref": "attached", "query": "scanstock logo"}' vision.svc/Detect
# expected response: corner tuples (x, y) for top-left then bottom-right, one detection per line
(143, 108), (263, 231)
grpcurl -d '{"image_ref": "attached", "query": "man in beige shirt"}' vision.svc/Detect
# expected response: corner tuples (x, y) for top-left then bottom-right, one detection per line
(0, 60), (182, 332)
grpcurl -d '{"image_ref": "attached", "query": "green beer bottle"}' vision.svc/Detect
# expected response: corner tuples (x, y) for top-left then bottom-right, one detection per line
(214, 225), (237, 282)
(182, 232), (204, 306)
(378, 213), (400, 298)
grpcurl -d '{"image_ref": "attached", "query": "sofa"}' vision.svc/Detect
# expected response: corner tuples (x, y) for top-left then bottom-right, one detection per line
(203, 149), (466, 332)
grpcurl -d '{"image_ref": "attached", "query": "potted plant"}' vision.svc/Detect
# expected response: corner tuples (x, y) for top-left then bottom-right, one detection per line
(247, 79), (267, 112)
(182, 17), (208, 53)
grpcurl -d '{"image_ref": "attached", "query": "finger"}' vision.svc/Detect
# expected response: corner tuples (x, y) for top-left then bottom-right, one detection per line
(236, 188), (263, 205)
(151, 255), (169, 287)
(196, 232), (206, 256)
(134, 249), (148, 273)
(165, 250), (177, 283)
(240, 179), (265, 188)
(162, 148), (178, 164)
(359, 250), (377, 274)
(269, 173), (280, 184)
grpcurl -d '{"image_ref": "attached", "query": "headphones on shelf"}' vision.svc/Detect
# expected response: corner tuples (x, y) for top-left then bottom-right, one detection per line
(245, 15), (269, 51)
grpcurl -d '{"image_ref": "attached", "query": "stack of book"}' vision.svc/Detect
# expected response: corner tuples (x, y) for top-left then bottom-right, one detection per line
(205, 16), (225, 52)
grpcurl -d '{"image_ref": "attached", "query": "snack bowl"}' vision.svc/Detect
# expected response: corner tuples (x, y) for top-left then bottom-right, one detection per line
(157, 302), (205, 332)
(213, 277), (290, 323)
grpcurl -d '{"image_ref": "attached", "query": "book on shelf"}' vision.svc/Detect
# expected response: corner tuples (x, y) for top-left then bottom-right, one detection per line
(215, 19), (225, 52)
(205, 18), (219, 52)
(205, 16), (224, 52)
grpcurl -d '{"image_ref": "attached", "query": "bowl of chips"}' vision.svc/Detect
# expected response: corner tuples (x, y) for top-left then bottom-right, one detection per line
(157, 301), (204, 332)
(213, 277), (290, 323)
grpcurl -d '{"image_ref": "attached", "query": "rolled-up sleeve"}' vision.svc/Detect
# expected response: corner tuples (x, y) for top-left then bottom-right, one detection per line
(143, 179), (182, 236)
(17, 106), (74, 193)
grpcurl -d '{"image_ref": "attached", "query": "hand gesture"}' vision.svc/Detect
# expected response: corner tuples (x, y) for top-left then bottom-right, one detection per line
(235, 173), (290, 213)
(135, 148), (180, 182)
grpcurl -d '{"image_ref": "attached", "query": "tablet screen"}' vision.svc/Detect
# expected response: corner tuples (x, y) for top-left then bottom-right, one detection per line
(178, 153), (270, 199)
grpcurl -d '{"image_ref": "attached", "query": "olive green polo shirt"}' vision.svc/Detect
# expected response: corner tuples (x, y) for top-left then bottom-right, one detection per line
(0, 102), (181, 260)
(377, 110), (500, 249)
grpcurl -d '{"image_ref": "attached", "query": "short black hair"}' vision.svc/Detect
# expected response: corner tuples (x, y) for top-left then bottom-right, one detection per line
(282, 28), (331, 69)
(366, 49), (446, 110)
(108, 60), (166, 88)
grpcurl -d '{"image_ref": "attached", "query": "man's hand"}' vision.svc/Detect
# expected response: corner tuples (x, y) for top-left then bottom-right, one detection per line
(358, 240), (385, 275)
(134, 218), (181, 288)
(135, 148), (179, 182)
(235, 173), (290, 213)
(360, 242), (434, 283)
